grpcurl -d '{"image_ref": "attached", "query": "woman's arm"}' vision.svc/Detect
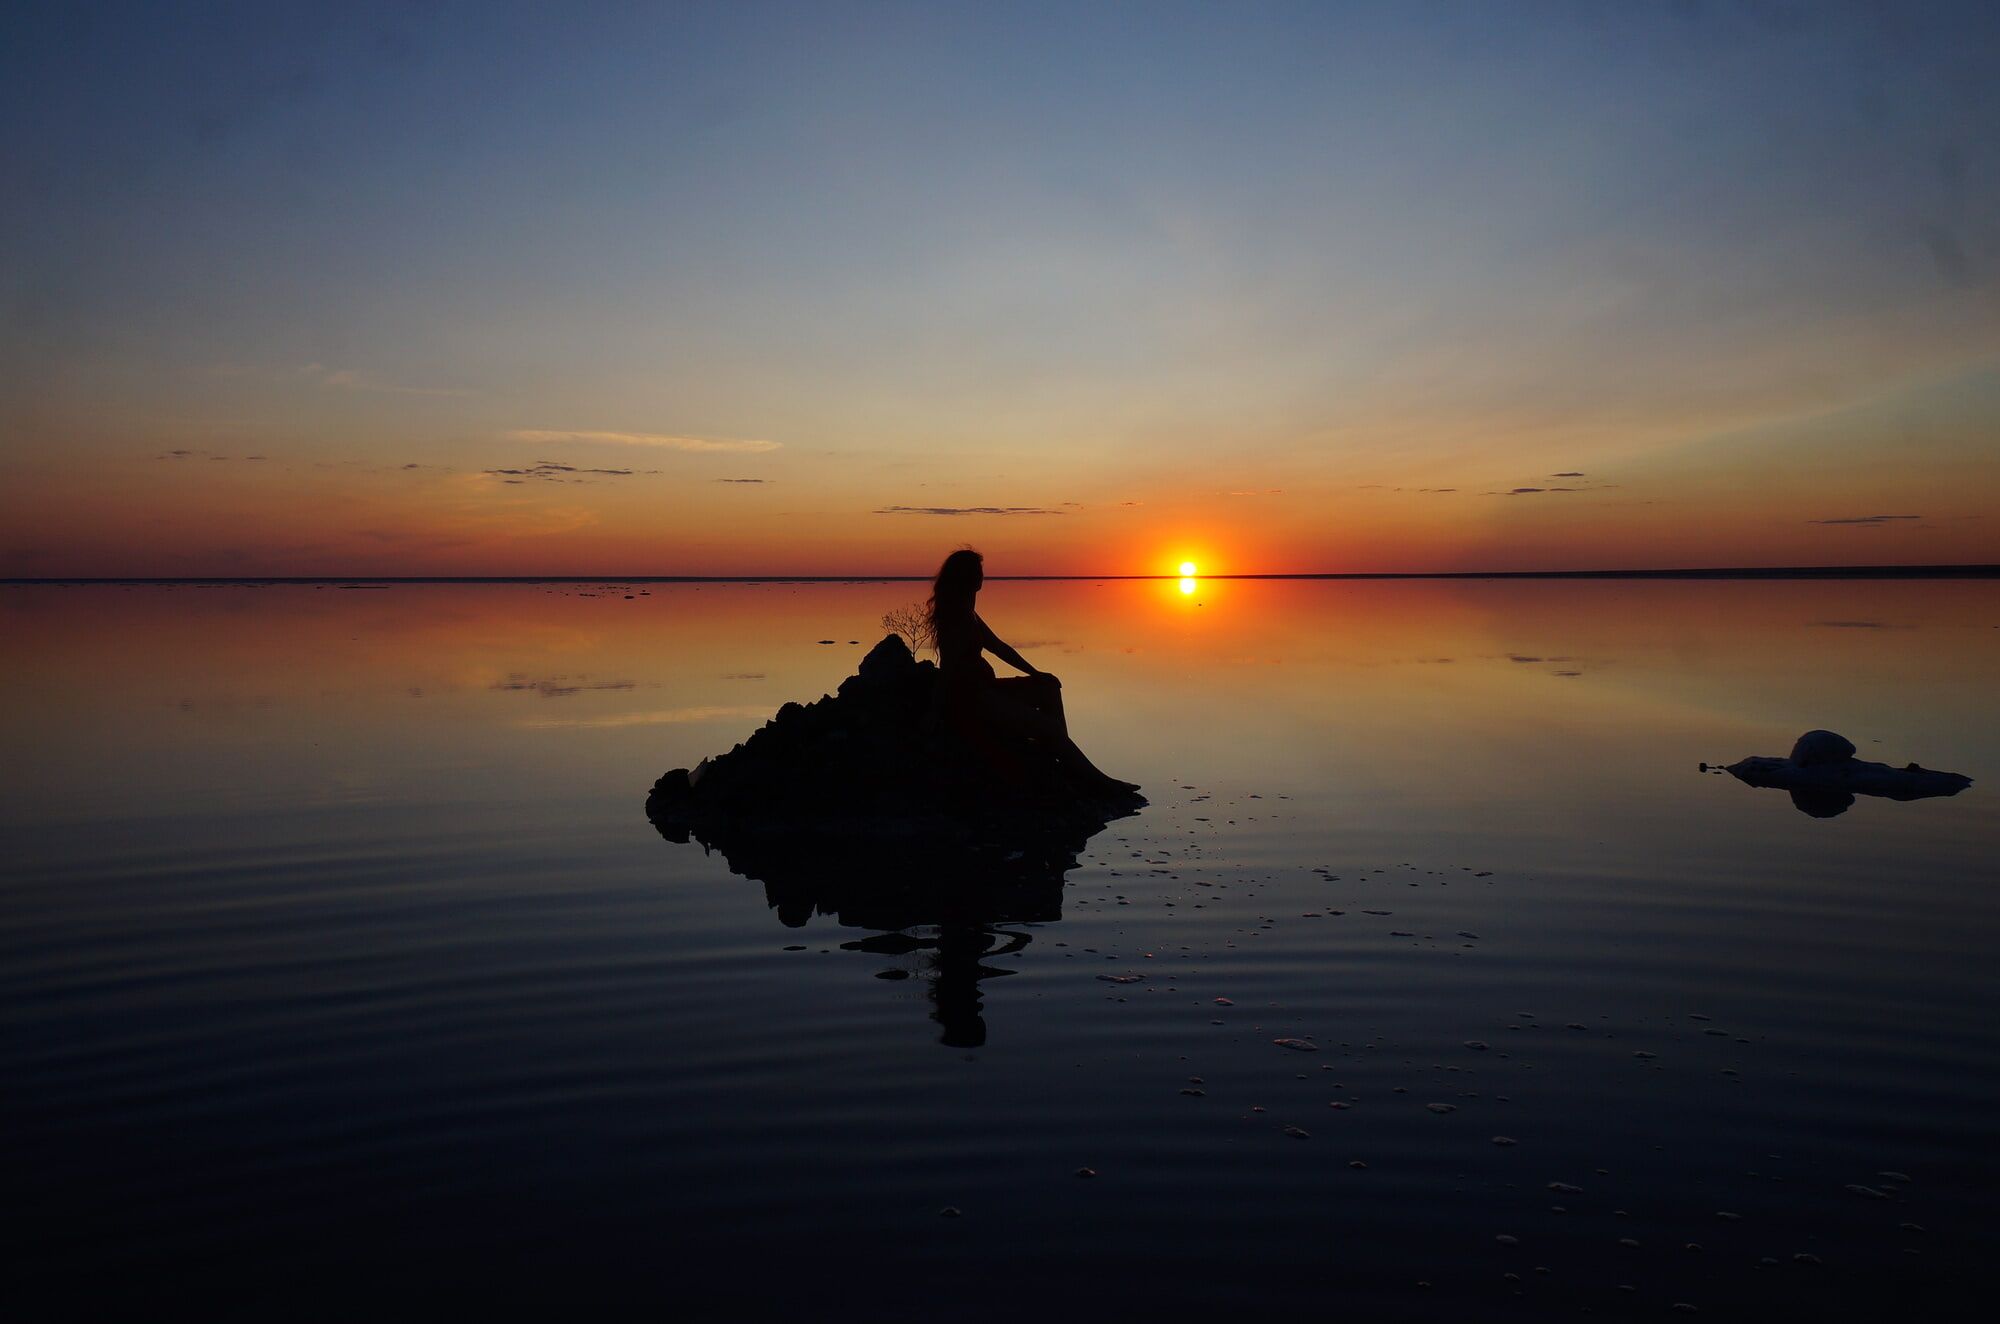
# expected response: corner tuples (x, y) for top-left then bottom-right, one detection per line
(975, 613), (1044, 677)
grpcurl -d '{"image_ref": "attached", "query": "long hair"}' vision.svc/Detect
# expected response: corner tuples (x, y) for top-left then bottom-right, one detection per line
(926, 547), (983, 641)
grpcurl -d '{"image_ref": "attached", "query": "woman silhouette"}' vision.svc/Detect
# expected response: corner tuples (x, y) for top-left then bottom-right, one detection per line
(926, 548), (1137, 795)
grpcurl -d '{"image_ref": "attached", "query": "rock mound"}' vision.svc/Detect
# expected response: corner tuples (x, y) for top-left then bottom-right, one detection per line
(1789, 728), (1857, 766)
(646, 635), (1144, 854)
(1717, 728), (1971, 817)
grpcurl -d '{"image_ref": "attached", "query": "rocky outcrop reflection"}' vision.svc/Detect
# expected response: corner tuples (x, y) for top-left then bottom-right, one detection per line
(652, 819), (1095, 1047)
(645, 632), (1143, 1045)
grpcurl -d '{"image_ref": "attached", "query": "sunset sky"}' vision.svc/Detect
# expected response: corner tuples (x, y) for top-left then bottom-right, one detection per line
(4, 1), (1997, 577)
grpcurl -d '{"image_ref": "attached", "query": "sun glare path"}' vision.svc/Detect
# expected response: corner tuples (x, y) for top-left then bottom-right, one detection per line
(1179, 577), (1197, 595)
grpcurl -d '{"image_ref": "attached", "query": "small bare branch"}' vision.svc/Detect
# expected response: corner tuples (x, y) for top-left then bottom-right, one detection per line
(881, 602), (934, 655)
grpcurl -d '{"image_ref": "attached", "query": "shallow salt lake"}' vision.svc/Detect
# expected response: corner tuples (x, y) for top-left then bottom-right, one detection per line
(3, 578), (1995, 1319)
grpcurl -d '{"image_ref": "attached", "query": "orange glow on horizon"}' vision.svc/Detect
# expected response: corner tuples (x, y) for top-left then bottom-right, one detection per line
(3, 455), (1996, 578)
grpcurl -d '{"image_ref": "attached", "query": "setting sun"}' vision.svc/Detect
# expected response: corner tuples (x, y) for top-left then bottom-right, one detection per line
(1178, 561), (1197, 577)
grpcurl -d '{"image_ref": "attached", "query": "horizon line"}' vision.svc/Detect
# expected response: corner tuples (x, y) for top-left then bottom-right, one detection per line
(5, 563), (1997, 585)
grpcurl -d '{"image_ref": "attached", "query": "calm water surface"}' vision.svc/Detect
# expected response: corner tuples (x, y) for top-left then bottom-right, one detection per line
(3, 580), (1995, 1319)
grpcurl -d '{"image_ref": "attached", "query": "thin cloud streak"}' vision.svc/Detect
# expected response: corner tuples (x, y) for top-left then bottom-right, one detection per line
(508, 430), (781, 453)
(308, 365), (473, 397)
(484, 460), (643, 483)
(875, 505), (1064, 516)
(519, 704), (769, 729)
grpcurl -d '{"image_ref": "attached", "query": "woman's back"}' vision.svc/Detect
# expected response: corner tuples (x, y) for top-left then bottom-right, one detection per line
(933, 608), (993, 683)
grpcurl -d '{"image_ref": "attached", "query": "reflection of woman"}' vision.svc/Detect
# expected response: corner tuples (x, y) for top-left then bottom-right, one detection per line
(927, 924), (1031, 1049)
(926, 548), (1136, 793)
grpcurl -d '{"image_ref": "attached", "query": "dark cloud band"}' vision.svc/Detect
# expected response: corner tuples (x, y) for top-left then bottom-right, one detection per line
(874, 505), (1064, 516)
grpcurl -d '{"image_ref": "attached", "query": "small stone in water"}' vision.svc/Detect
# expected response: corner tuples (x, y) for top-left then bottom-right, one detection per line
(1465, 1041), (1489, 1051)
(1273, 1037), (1318, 1052)
(1283, 1125), (1311, 1139)
(1845, 1184), (1891, 1200)
(939, 1206), (961, 1218)
(1548, 1182), (1581, 1193)
(1793, 1252), (1822, 1265)
(1427, 1103), (1456, 1114)
(1349, 1160), (1368, 1169)
(1492, 1136), (1518, 1146)
(1075, 1167), (1098, 1178)
(1495, 1234), (1519, 1246)
(1097, 974), (1144, 984)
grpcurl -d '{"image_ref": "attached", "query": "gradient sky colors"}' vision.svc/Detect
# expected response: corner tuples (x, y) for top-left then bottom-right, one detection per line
(4, 1), (1997, 576)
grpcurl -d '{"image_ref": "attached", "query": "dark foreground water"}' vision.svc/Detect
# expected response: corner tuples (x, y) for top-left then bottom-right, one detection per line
(3, 579), (1995, 1319)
